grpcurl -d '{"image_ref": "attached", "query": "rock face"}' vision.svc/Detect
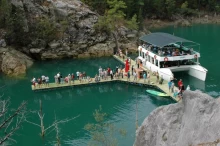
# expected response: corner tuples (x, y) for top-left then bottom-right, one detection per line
(0, 48), (33, 76)
(135, 90), (220, 146)
(7, 0), (137, 60)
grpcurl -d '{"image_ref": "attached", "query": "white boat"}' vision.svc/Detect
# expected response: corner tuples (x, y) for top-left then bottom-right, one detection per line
(137, 32), (208, 81)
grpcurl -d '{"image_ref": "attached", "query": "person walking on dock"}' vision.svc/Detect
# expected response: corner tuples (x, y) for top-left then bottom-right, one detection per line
(143, 72), (146, 83)
(147, 72), (150, 84)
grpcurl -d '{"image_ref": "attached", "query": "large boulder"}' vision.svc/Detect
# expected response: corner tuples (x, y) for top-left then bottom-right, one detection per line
(0, 48), (33, 76)
(135, 90), (220, 146)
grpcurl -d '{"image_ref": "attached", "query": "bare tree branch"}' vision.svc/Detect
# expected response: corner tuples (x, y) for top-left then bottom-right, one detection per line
(0, 101), (27, 130)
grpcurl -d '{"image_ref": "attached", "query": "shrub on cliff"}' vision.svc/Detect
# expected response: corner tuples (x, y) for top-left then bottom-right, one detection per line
(33, 18), (60, 44)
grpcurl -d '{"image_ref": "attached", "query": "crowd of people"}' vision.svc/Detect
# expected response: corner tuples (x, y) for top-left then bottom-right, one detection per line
(142, 44), (194, 57)
(168, 78), (190, 99)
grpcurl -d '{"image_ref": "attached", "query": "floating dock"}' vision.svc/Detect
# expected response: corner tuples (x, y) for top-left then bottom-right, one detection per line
(31, 55), (181, 102)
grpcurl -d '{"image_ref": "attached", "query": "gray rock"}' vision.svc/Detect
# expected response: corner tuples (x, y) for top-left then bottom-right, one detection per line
(135, 90), (220, 146)
(49, 42), (61, 49)
(0, 47), (33, 76)
(0, 39), (6, 47)
(30, 48), (43, 54)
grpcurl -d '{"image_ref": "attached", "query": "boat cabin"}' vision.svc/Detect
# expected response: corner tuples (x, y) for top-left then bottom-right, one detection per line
(137, 32), (207, 81)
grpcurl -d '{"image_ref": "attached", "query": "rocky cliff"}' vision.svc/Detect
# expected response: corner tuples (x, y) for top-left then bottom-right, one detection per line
(0, 0), (138, 76)
(135, 90), (220, 146)
(3, 0), (137, 60)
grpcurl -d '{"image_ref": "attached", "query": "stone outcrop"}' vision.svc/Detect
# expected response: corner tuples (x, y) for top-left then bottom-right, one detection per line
(7, 0), (138, 60)
(0, 47), (33, 76)
(135, 90), (220, 146)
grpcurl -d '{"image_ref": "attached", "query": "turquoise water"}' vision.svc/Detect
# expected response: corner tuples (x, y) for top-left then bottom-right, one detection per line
(0, 57), (173, 146)
(1, 24), (220, 146)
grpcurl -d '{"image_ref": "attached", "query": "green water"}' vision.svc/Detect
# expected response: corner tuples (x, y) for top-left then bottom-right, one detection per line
(0, 24), (220, 146)
(0, 57), (173, 146)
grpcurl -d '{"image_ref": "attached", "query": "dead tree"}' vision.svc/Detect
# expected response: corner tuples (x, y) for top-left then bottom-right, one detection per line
(26, 99), (79, 144)
(0, 86), (27, 145)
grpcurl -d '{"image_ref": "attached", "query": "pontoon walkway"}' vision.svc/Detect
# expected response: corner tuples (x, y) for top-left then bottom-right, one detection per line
(31, 55), (181, 102)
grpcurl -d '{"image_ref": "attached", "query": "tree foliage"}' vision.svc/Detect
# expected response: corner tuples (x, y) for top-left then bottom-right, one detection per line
(83, 0), (220, 21)
(85, 106), (126, 146)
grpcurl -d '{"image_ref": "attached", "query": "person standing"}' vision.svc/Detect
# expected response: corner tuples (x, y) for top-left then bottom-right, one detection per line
(110, 70), (113, 80)
(76, 71), (80, 80)
(143, 72), (146, 83)
(45, 76), (49, 87)
(126, 48), (128, 57)
(133, 71), (137, 82)
(131, 65), (134, 75)
(57, 72), (60, 84)
(156, 71), (159, 83)
(32, 77), (36, 88)
(147, 72), (150, 84)
(171, 81), (175, 93)
(127, 71), (130, 81)
(68, 74), (71, 84)
(60, 73), (63, 84)
(71, 73), (75, 84)
(99, 66), (102, 77)
(168, 80), (172, 92)
(178, 79), (183, 89)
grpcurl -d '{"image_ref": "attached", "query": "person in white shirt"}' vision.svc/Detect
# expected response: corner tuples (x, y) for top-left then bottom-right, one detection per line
(76, 71), (80, 80)
(99, 67), (102, 77)
(45, 76), (49, 87)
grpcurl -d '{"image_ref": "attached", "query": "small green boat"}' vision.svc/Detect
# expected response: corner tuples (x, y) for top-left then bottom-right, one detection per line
(146, 90), (169, 97)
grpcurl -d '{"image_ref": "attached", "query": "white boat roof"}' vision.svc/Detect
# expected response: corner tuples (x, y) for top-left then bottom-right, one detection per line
(139, 32), (199, 48)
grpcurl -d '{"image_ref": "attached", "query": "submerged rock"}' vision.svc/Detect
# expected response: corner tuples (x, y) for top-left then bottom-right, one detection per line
(135, 90), (220, 146)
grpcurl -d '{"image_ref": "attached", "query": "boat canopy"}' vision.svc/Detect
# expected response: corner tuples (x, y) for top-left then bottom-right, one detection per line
(139, 32), (199, 48)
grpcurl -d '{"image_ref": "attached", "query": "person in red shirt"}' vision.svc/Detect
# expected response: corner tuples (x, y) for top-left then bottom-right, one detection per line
(107, 67), (110, 76)
(178, 79), (183, 89)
